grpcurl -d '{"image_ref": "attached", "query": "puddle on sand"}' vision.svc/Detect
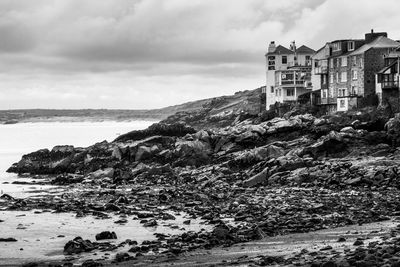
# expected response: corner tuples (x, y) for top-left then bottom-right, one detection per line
(0, 210), (209, 265)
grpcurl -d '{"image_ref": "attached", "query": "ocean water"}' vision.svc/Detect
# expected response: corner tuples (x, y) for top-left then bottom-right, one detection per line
(0, 121), (155, 197)
(0, 120), (208, 265)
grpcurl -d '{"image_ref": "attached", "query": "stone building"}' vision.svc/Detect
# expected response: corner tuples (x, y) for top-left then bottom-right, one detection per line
(376, 47), (400, 112)
(265, 41), (315, 110)
(311, 30), (399, 114)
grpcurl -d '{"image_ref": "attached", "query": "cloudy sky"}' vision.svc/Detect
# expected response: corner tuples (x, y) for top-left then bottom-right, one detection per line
(1, 0), (400, 109)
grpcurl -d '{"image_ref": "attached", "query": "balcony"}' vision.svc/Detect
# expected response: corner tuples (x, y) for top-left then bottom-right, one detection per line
(280, 80), (305, 86)
(314, 66), (328, 74)
(382, 81), (399, 89)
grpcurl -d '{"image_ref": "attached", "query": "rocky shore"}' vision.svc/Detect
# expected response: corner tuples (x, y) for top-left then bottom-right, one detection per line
(4, 107), (400, 266)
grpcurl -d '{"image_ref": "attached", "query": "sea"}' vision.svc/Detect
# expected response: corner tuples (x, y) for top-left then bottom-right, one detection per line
(0, 121), (207, 265)
(0, 121), (154, 197)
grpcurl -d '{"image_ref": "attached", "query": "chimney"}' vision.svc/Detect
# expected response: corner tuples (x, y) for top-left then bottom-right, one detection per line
(290, 41), (296, 52)
(268, 41), (276, 53)
(365, 29), (387, 43)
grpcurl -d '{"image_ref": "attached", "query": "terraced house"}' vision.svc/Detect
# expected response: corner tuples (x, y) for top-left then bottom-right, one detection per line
(265, 41), (315, 110)
(376, 46), (400, 112)
(312, 30), (399, 114)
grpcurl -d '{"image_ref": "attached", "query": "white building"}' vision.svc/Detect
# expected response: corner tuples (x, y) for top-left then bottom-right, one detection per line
(265, 41), (315, 110)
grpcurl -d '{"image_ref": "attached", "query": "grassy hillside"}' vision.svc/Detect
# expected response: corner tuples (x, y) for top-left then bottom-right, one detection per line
(0, 86), (264, 124)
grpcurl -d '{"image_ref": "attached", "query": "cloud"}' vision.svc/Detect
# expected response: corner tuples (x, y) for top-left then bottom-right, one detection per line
(0, 0), (399, 109)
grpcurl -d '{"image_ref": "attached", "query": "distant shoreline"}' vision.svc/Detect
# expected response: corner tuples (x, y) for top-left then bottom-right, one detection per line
(0, 116), (160, 125)
(0, 109), (167, 125)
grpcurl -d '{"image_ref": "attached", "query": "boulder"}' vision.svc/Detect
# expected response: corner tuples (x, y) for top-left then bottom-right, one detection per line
(115, 123), (196, 142)
(95, 231), (117, 240)
(90, 168), (114, 179)
(243, 167), (269, 187)
(64, 237), (96, 254)
(135, 146), (153, 161)
(385, 113), (400, 146)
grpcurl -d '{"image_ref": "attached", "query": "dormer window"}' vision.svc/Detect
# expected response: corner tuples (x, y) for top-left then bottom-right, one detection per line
(348, 41), (355, 51)
(332, 42), (341, 51)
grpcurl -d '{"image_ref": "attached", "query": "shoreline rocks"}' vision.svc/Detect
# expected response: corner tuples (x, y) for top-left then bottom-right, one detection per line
(7, 110), (400, 266)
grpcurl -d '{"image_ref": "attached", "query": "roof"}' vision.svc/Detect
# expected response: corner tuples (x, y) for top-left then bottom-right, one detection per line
(266, 45), (294, 55)
(349, 36), (400, 56)
(330, 39), (364, 43)
(312, 43), (330, 59)
(377, 60), (397, 74)
(296, 45), (315, 54)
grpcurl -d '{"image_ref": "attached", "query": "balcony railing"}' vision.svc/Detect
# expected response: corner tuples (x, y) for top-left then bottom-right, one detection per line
(280, 80), (305, 86)
(382, 81), (399, 89)
(314, 66), (328, 74)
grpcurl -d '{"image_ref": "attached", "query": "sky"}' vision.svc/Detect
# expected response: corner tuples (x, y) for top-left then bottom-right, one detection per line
(1, 0), (400, 109)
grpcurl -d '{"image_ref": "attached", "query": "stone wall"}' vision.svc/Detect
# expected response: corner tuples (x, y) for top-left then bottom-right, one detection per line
(364, 48), (392, 96)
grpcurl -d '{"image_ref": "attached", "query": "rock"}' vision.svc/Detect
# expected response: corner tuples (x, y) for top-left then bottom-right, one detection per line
(0, 237), (17, 242)
(64, 237), (96, 254)
(95, 231), (117, 241)
(115, 252), (134, 262)
(81, 259), (104, 267)
(212, 224), (232, 240)
(0, 194), (15, 201)
(143, 219), (157, 227)
(135, 146), (153, 161)
(340, 126), (357, 134)
(314, 118), (327, 126)
(194, 130), (211, 143)
(243, 168), (269, 187)
(302, 131), (346, 158)
(353, 239), (364, 246)
(112, 147), (122, 160)
(115, 123), (196, 142)
(385, 113), (400, 146)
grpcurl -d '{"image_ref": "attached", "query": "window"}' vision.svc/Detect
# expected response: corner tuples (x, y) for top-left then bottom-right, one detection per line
(350, 86), (357, 96)
(359, 57), (363, 67)
(268, 56), (275, 70)
(341, 57), (347, 67)
(330, 59), (334, 68)
(322, 75), (326, 85)
(336, 72), (339, 82)
(330, 74), (334, 83)
(270, 86), (274, 93)
(352, 70), (357, 80)
(287, 88), (294, 96)
(341, 71), (347, 82)
(314, 60), (318, 68)
(348, 41), (355, 51)
(332, 42), (342, 51)
(322, 90), (328, 98)
(340, 100), (345, 108)
(338, 88), (346, 97)
(282, 56), (287, 64)
(352, 56), (357, 66)
(337, 58), (340, 68)
(306, 56), (311, 65)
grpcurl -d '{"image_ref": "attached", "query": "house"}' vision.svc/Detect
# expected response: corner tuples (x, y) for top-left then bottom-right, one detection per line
(265, 41), (315, 110)
(312, 30), (399, 114)
(311, 43), (330, 107)
(376, 47), (400, 111)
